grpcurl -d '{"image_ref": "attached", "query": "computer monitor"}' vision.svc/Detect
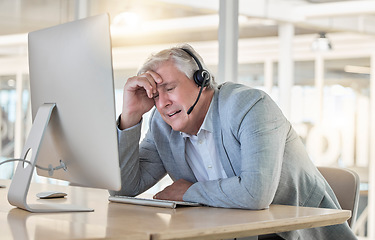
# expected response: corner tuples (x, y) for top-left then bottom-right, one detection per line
(7, 13), (121, 212)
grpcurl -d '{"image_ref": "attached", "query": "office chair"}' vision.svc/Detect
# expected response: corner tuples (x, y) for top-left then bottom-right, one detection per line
(318, 166), (360, 228)
(259, 167), (360, 240)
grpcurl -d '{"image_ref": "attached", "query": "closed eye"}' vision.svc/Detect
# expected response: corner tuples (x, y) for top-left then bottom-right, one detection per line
(167, 87), (175, 92)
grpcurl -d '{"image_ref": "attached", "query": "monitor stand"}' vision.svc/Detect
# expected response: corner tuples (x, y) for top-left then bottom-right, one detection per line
(7, 103), (93, 213)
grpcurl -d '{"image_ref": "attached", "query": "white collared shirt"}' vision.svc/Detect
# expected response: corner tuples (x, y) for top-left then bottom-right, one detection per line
(181, 102), (227, 182)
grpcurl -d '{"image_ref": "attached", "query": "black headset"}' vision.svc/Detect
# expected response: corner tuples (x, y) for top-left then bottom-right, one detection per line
(181, 48), (210, 87)
(181, 48), (211, 115)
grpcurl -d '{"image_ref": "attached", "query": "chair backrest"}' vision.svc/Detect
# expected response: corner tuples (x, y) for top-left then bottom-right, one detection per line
(318, 166), (360, 228)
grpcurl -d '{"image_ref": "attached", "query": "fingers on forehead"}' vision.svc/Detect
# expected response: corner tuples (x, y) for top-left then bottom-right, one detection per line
(145, 71), (162, 84)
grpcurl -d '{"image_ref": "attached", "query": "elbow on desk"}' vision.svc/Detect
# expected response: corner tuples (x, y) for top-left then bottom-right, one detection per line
(212, 195), (271, 210)
(184, 180), (273, 210)
(238, 187), (274, 210)
(220, 190), (273, 210)
(237, 195), (271, 210)
(245, 200), (270, 210)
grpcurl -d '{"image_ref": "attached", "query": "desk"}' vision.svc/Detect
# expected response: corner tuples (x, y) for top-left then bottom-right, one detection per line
(0, 179), (351, 240)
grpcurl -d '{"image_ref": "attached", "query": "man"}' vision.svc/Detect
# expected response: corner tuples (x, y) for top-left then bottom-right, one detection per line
(110, 44), (357, 239)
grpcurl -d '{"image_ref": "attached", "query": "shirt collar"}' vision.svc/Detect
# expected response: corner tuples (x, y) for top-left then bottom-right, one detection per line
(181, 99), (214, 138)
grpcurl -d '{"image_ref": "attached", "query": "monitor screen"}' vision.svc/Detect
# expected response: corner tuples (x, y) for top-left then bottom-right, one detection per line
(8, 14), (121, 212)
(28, 13), (120, 190)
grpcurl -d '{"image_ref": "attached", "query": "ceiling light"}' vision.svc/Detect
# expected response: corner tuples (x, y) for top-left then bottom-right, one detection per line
(311, 32), (332, 52)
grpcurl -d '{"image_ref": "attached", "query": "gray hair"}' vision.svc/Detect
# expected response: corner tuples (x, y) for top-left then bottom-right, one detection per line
(137, 44), (216, 89)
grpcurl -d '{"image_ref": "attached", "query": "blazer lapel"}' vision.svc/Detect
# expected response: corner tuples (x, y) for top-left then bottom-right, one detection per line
(212, 89), (236, 178)
(170, 131), (197, 183)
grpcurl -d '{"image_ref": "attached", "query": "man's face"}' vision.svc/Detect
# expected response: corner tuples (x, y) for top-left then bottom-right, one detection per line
(153, 60), (202, 135)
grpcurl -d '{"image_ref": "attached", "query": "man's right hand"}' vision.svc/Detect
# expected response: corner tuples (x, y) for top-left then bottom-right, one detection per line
(119, 71), (162, 130)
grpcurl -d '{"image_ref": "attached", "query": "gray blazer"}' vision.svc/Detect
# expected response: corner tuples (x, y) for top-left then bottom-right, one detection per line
(111, 82), (356, 240)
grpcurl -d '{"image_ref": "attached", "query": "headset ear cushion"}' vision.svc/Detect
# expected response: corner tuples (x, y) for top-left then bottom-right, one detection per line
(193, 70), (210, 86)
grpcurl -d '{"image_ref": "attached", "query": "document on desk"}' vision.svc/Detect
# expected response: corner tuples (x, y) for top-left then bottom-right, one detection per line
(108, 195), (201, 209)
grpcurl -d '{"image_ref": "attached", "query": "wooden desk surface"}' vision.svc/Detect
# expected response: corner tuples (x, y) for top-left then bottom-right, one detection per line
(0, 179), (351, 240)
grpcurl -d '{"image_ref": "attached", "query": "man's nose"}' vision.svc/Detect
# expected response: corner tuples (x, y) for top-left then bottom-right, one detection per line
(157, 92), (171, 108)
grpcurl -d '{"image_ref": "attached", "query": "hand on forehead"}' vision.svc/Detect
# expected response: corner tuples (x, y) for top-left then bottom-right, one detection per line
(144, 70), (163, 84)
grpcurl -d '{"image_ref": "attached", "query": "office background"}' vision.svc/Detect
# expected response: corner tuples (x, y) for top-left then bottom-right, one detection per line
(0, 0), (373, 239)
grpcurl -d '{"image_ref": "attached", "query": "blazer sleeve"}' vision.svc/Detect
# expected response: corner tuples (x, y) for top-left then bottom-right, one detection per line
(183, 89), (290, 209)
(109, 115), (167, 197)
